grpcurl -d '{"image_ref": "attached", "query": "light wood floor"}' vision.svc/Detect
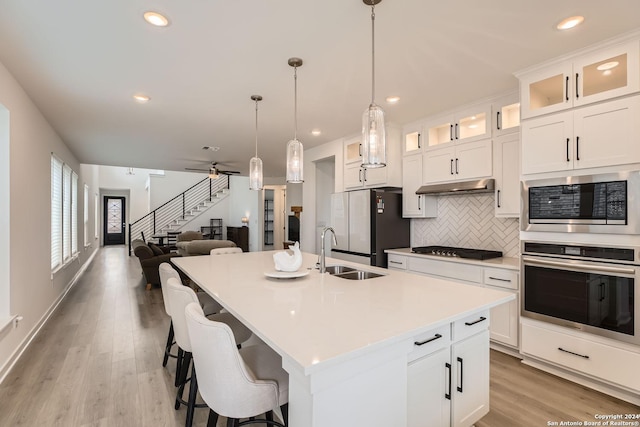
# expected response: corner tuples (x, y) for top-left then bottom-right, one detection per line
(0, 246), (637, 427)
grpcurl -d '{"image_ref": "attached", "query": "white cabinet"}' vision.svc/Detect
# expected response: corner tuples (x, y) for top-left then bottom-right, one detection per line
(493, 133), (520, 217)
(343, 125), (402, 191)
(403, 120), (425, 155)
(402, 153), (437, 218)
(425, 104), (492, 147)
(522, 95), (640, 175)
(390, 253), (520, 350)
(519, 39), (640, 119)
(492, 92), (520, 136)
(423, 139), (492, 184)
(407, 320), (490, 427)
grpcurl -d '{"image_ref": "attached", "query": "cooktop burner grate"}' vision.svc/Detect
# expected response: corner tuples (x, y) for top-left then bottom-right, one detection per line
(411, 246), (503, 260)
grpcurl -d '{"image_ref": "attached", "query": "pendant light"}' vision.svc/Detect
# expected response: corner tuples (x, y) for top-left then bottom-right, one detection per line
(286, 57), (304, 183)
(249, 95), (263, 190)
(362, 0), (386, 168)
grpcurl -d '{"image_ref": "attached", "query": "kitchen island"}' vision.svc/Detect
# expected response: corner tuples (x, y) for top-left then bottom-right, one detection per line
(173, 250), (515, 427)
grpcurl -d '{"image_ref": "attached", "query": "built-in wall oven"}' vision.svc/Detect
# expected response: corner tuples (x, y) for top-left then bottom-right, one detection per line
(522, 241), (638, 345)
(522, 170), (640, 234)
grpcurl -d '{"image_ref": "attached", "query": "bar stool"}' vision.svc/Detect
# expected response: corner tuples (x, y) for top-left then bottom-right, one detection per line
(167, 277), (252, 427)
(158, 263), (226, 368)
(185, 302), (289, 427)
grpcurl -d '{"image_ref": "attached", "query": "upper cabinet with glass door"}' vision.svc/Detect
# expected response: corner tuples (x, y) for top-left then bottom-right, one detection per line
(402, 120), (424, 155)
(424, 103), (492, 149)
(492, 92), (520, 136)
(519, 38), (640, 119)
(344, 136), (362, 164)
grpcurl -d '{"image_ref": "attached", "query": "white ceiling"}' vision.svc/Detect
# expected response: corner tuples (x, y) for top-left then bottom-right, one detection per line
(0, 0), (638, 178)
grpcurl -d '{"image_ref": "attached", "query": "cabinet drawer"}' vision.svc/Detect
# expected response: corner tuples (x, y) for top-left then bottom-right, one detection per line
(407, 324), (451, 363)
(483, 268), (518, 290)
(521, 322), (640, 392)
(408, 257), (482, 284)
(453, 310), (490, 342)
(387, 254), (407, 270)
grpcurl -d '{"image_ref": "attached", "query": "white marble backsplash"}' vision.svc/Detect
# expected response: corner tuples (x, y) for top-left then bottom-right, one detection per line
(411, 193), (520, 258)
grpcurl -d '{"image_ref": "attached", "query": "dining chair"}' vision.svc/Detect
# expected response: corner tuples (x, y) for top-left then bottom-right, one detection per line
(167, 277), (252, 427)
(210, 247), (243, 255)
(185, 302), (289, 427)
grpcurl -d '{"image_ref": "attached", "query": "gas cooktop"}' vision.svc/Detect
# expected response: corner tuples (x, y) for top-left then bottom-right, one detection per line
(411, 246), (503, 260)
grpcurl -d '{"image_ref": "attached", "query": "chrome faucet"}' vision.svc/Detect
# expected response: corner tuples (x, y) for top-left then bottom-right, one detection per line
(319, 227), (338, 274)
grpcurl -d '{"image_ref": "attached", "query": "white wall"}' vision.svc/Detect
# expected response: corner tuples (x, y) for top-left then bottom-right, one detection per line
(227, 176), (260, 251)
(300, 138), (344, 254)
(0, 61), (98, 381)
(149, 170), (203, 211)
(0, 106), (9, 320)
(314, 159), (336, 254)
(98, 166), (150, 226)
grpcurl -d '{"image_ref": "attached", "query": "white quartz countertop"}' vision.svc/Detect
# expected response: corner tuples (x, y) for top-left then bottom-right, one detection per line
(173, 251), (514, 375)
(385, 247), (521, 271)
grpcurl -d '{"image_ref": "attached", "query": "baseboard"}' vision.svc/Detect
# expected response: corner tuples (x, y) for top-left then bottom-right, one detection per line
(490, 341), (522, 359)
(0, 247), (98, 384)
(520, 356), (640, 406)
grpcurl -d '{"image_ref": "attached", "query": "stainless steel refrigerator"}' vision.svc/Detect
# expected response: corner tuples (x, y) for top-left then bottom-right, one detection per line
(330, 189), (410, 267)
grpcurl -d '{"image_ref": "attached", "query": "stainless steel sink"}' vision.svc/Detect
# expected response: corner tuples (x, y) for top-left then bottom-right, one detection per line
(324, 265), (357, 275)
(333, 270), (384, 280)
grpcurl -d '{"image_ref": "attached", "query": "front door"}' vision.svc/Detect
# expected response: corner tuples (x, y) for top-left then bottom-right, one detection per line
(104, 196), (126, 245)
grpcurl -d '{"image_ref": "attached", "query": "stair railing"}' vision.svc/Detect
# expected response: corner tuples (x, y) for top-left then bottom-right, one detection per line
(128, 174), (230, 254)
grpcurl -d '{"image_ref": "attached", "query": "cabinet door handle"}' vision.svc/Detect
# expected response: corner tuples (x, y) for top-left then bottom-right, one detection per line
(414, 333), (443, 346)
(455, 158), (459, 174)
(358, 143), (362, 157)
(450, 159), (454, 175)
(363, 168), (367, 182)
(496, 111), (501, 130)
(558, 347), (589, 359)
(456, 357), (464, 393)
(358, 169), (363, 183)
(488, 276), (511, 283)
(455, 123), (459, 140)
(464, 316), (487, 326)
(418, 195), (421, 210)
(576, 136), (580, 161)
(497, 190), (501, 208)
(389, 260), (403, 265)
(575, 73), (580, 99)
(449, 124), (454, 141)
(417, 133), (421, 149)
(445, 362), (452, 400)
(566, 138), (570, 162)
(565, 76), (569, 101)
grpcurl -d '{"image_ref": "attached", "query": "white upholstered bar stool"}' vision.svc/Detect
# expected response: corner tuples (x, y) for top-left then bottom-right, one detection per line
(210, 247), (243, 255)
(185, 302), (289, 427)
(159, 262), (225, 368)
(167, 277), (253, 427)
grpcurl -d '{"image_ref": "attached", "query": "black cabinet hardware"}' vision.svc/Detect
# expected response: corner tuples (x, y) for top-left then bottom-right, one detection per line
(450, 159), (454, 175)
(496, 111), (501, 130)
(418, 195), (421, 210)
(558, 347), (589, 359)
(457, 357), (464, 393)
(455, 158), (459, 174)
(464, 316), (487, 326)
(358, 169), (363, 183)
(576, 136), (580, 160)
(358, 143), (362, 157)
(488, 276), (511, 283)
(565, 76), (569, 101)
(445, 363), (452, 400)
(450, 124), (454, 141)
(417, 133), (421, 149)
(497, 190), (501, 208)
(414, 333), (443, 346)
(575, 73), (580, 99)
(389, 260), (403, 265)
(566, 138), (570, 162)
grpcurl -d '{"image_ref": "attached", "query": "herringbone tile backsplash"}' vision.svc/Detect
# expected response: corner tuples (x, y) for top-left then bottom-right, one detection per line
(411, 193), (520, 258)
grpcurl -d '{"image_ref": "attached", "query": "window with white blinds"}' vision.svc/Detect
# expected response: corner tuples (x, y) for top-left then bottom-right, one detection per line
(51, 154), (79, 270)
(84, 184), (89, 247)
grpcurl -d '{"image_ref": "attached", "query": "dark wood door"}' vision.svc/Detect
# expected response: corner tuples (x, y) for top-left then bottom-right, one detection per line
(104, 196), (126, 245)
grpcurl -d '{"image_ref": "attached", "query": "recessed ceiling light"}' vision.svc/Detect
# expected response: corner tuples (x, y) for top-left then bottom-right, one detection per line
(386, 96), (400, 104)
(597, 61), (619, 71)
(556, 15), (584, 30)
(133, 94), (150, 103)
(311, 129), (322, 136)
(143, 11), (170, 27)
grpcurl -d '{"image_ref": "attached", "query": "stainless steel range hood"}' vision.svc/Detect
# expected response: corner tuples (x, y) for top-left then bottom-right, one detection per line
(416, 179), (495, 195)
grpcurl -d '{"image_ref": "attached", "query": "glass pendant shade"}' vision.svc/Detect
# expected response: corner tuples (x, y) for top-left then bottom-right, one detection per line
(362, 103), (386, 168)
(209, 167), (219, 179)
(286, 138), (304, 183)
(249, 156), (263, 190)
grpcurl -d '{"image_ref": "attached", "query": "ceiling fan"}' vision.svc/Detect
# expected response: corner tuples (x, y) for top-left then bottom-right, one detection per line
(185, 161), (241, 178)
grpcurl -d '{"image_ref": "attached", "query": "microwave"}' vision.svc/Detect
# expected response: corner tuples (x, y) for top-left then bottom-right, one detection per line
(521, 171), (640, 234)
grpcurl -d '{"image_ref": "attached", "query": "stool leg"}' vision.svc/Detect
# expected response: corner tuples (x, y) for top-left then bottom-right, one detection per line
(175, 348), (184, 387)
(163, 321), (175, 367)
(206, 409), (219, 427)
(185, 366), (198, 427)
(175, 352), (192, 410)
(281, 403), (288, 426)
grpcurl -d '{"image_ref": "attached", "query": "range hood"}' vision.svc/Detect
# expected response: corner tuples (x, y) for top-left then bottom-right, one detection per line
(416, 179), (495, 195)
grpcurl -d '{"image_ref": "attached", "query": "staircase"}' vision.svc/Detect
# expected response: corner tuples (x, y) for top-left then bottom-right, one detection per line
(128, 175), (230, 253)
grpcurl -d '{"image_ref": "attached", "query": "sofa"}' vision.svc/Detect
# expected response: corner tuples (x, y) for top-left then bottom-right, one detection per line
(177, 239), (238, 256)
(132, 239), (181, 290)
